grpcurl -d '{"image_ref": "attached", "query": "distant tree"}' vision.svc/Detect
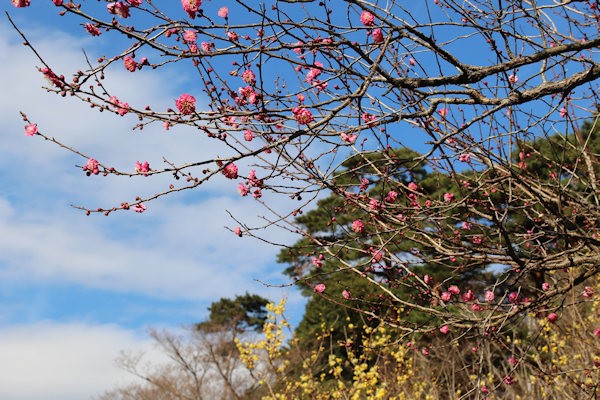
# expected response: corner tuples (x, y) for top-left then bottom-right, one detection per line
(196, 292), (269, 333)
(99, 294), (270, 400)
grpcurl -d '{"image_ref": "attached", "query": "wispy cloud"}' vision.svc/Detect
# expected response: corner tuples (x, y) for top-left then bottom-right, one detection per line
(0, 321), (164, 400)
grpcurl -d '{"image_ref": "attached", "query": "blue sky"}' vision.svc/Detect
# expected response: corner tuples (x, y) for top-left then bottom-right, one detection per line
(0, 3), (306, 399)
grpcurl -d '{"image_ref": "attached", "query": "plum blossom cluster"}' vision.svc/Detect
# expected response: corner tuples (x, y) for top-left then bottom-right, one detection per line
(109, 96), (130, 116)
(11, 0), (30, 7)
(107, 2), (131, 19)
(135, 161), (150, 176)
(237, 170), (264, 199)
(292, 107), (314, 125)
(83, 158), (100, 175)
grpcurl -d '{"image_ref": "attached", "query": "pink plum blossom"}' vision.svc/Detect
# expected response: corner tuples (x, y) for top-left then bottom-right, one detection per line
(547, 313), (558, 323)
(372, 28), (384, 43)
(306, 62), (323, 83)
(217, 6), (228, 18)
(293, 107), (314, 125)
(560, 107), (568, 118)
(222, 163), (238, 179)
(342, 289), (351, 299)
(243, 130), (254, 141)
(542, 282), (550, 291)
(458, 153), (471, 163)
(508, 356), (517, 366)
(508, 292), (521, 304)
(85, 23), (102, 36)
(237, 182), (249, 196)
(123, 56), (137, 72)
(503, 375), (514, 386)
(582, 286), (593, 298)
(461, 221), (471, 230)
(408, 182), (418, 191)
(233, 226), (242, 237)
(508, 74), (519, 84)
(371, 249), (383, 263)
(133, 203), (147, 213)
(361, 112), (377, 126)
(341, 132), (357, 143)
(471, 303), (483, 311)
(438, 107), (448, 118)
(385, 191), (398, 203)
(107, 2), (130, 18)
(448, 285), (460, 295)
(83, 158), (100, 175)
(441, 292), (452, 301)
(311, 255), (323, 268)
(439, 325), (450, 334)
(175, 94), (196, 115)
(11, 0), (31, 7)
(360, 10), (375, 26)
(424, 275), (432, 285)
(444, 192), (455, 202)
(25, 123), (38, 136)
(242, 70), (256, 85)
(462, 290), (475, 302)
(368, 199), (381, 210)
(181, 0), (201, 19)
(351, 219), (365, 233)
(227, 31), (239, 41)
(109, 96), (129, 116)
(135, 161), (150, 175)
(314, 283), (326, 293)
(183, 29), (197, 43)
(484, 290), (495, 302)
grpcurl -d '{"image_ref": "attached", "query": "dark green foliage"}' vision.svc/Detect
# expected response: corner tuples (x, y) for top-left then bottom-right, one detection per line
(196, 292), (270, 333)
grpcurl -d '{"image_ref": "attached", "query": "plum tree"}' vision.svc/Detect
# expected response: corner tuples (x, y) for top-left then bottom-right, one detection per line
(10, 0), (600, 364)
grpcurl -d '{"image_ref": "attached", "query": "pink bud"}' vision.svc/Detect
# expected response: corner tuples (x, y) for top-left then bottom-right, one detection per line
(547, 313), (558, 323)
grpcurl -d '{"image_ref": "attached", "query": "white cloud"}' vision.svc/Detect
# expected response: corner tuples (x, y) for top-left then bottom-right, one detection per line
(0, 195), (293, 301)
(0, 321), (163, 400)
